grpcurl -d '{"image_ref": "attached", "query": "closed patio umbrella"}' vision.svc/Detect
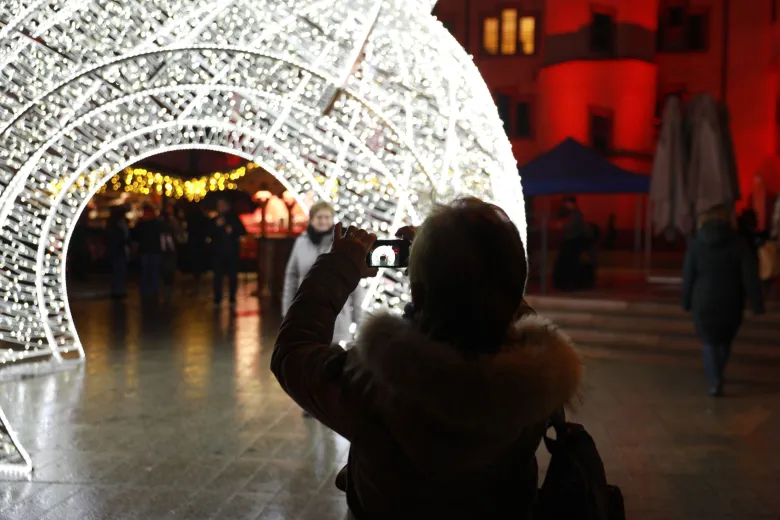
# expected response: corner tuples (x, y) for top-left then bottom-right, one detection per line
(686, 93), (740, 217)
(650, 96), (690, 237)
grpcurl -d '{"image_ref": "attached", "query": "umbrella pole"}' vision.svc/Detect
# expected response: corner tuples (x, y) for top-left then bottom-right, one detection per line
(644, 197), (652, 277)
(633, 194), (642, 266)
(541, 214), (548, 295)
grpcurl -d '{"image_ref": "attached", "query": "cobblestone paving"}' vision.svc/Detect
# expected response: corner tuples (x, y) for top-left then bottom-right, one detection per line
(1, 287), (780, 519)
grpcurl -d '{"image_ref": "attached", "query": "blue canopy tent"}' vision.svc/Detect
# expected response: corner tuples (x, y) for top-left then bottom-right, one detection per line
(519, 138), (650, 293)
(520, 137), (650, 196)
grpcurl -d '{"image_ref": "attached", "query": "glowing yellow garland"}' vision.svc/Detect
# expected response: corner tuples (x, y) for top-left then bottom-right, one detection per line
(96, 162), (257, 201)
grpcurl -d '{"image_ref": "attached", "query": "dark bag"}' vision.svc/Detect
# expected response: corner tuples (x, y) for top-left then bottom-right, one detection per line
(537, 410), (625, 520)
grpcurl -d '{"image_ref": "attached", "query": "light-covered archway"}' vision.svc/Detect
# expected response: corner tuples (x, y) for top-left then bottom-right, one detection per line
(0, 0), (525, 474)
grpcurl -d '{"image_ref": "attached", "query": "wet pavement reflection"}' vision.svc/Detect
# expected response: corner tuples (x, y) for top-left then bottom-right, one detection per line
(1, 283), (780, 519)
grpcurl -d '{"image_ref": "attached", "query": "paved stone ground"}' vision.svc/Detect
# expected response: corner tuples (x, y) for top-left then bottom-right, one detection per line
(2, 284), (780, 519)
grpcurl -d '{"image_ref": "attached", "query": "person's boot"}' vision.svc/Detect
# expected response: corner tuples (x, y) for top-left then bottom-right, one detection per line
(709, 378), (723, 397)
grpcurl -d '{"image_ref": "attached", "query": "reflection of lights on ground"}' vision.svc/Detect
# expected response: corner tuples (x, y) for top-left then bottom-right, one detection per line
(371, 246), (397, 267)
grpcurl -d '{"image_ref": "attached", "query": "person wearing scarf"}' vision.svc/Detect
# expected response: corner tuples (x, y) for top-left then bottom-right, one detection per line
(282, 201), (365, 349)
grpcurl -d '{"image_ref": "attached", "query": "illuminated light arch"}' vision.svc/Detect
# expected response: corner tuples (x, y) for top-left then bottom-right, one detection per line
(0, 0), (525, 474)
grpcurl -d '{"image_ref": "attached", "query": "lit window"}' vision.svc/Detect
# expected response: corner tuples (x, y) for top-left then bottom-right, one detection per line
(500, 9), (518, 55)
(519, 16), (535, 55)
(483, 17), (499, 55)
(483, 12), (536, 56)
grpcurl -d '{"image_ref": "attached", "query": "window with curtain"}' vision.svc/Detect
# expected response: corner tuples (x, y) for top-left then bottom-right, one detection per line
(519, 16), (536, 55)
(500, 9), (518, 55)
(483, 17), (500, 55)
(482, 10), (537, 56)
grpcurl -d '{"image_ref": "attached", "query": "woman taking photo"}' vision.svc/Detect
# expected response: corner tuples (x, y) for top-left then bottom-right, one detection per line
(282, 201), (365, 346)
(683, 204), (765, 397)
(273, 198), (582, 519)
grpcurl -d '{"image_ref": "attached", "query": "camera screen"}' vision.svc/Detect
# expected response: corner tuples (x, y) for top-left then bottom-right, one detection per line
(371, 245), (400, 267)
(366, 240), (410, 268)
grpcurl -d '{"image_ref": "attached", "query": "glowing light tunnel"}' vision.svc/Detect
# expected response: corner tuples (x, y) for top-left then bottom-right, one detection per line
(0, 0), (525, 474)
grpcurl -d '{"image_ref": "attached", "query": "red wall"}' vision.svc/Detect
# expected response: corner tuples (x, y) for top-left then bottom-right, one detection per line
(536, 0), (658, 229)
(433, 0), (780, 232)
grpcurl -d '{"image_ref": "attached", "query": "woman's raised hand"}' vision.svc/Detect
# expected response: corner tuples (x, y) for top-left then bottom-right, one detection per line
(333, 222), (379, 278)
(395, 226), (416, 243)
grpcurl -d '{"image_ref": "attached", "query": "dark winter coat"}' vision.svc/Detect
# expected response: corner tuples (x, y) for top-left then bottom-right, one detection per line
(272, 252), (582, 520)
(208, 212), (246, 259)
(682, 221), (765, 345)
(133, 218), (164, 255)
(107, 220), (129, 261)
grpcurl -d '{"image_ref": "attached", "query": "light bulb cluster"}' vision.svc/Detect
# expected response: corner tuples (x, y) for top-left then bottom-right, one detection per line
(0, 0), (525, 471)
(96, 162), (257, 201)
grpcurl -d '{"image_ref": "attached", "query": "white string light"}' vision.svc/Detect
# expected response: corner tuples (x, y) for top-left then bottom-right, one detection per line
(0, 0), (525, 472)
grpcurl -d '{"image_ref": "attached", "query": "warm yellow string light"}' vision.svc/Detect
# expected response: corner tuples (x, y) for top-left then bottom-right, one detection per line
(93, 162), (257, 201)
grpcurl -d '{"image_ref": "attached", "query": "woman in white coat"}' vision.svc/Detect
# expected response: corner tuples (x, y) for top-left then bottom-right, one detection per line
(282, 201), (365, 346)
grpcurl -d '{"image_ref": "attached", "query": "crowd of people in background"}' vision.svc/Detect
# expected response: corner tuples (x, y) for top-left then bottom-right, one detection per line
(97, 198), (246, 305)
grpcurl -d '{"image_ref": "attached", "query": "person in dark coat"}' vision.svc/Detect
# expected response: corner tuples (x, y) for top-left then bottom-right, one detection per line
(187, 205), (210, 289)
(553, 197), (592, 291)
(107, 207), (130, 299)
(132, 204), (164, 297)
(272, 198), (582, 520)
(160, 213), (178, 301)
(208, 198), (246, 306)
(683, 204), (765, 397)
(737, 209), (768, 258)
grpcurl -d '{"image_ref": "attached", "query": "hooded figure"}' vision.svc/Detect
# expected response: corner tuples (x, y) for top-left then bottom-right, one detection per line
(272, 198), (582, 519)
(683, 204), (764, 396)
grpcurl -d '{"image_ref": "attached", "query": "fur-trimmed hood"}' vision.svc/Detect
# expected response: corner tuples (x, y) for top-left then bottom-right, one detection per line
(347, 312), (583, 474)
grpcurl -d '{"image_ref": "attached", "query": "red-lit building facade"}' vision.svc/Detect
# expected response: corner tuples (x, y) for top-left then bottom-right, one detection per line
(433, 0), (780, 231)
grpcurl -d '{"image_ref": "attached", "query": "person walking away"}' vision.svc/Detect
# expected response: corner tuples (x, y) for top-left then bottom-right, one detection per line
(107, 207), (130, 299)
(272, 198), (582, 519)
(737, 209), (766, 257)
(161, 213), (178, 301)
(187, 205), (210, 291)
(282, 201), (365, 347)
(133, 204), (164, 298)
(682, 204), (765, 397)
(209, 198), (246, 306)
(738, 208), (778, 296)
